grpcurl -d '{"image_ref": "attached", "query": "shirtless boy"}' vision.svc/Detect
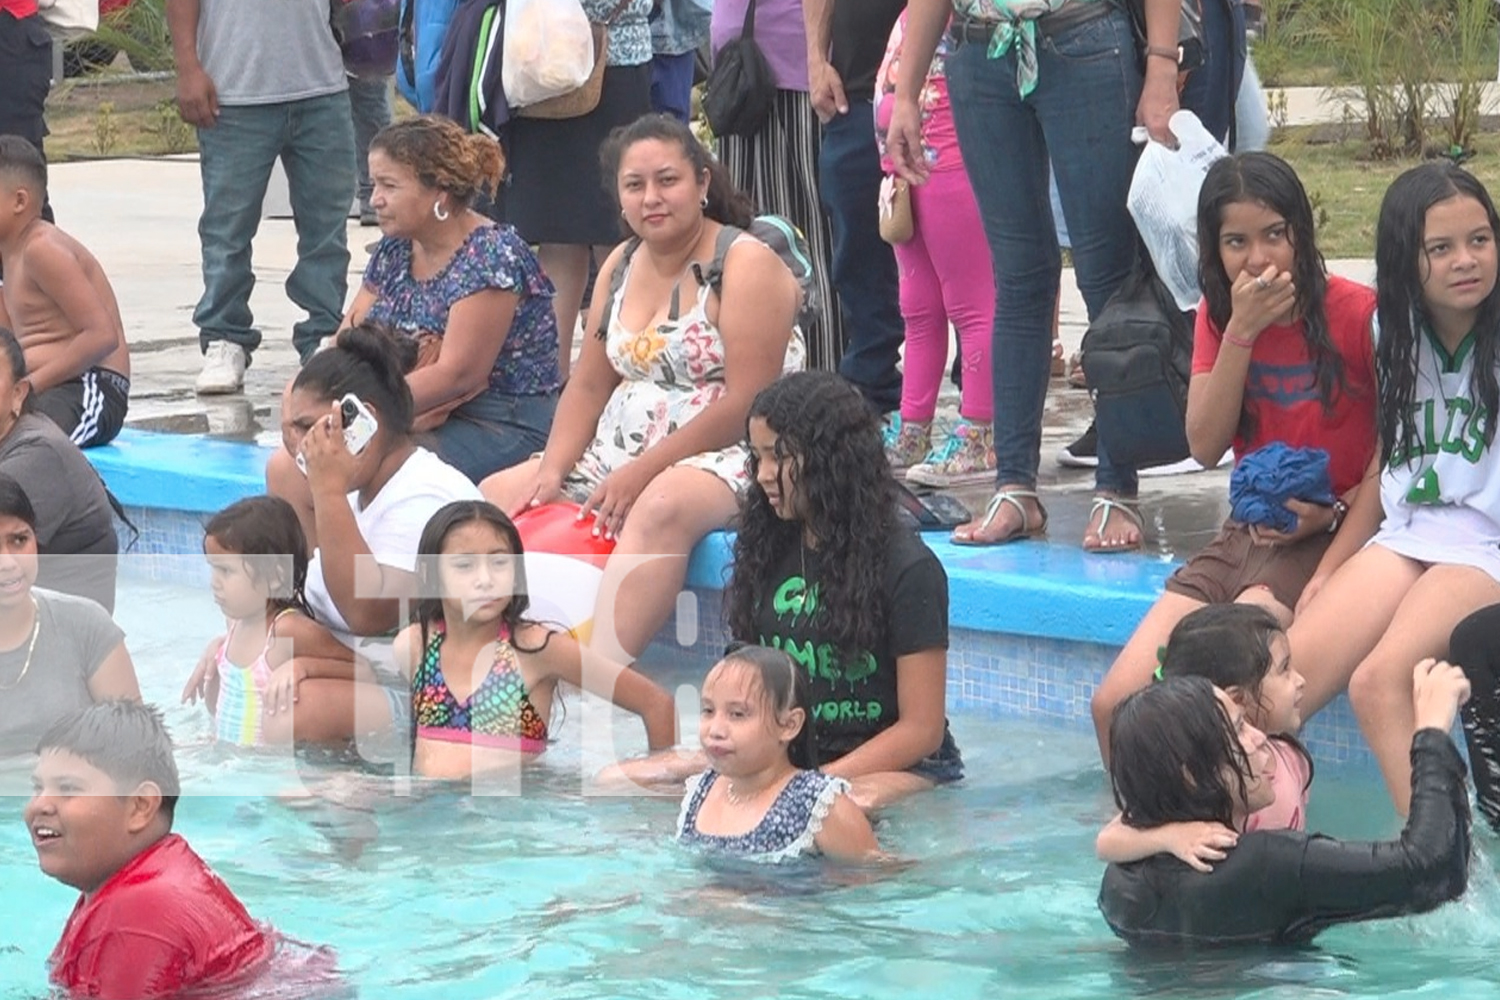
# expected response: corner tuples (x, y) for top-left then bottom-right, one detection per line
(0, 136), (130, 448)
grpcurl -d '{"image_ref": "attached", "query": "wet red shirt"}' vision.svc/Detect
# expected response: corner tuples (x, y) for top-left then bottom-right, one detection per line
(48, 834), (274, 1000)
(1, 1), (40, 19)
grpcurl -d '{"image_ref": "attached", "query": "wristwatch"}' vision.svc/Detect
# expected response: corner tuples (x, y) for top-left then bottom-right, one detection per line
(1328, 499), (1349, 535)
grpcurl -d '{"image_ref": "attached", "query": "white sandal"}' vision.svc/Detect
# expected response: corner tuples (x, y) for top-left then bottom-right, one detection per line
(1084, 495), (1143, 553)
(952, 488), (1048, 547)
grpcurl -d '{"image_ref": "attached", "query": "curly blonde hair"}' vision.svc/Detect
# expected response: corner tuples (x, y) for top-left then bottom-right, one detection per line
(369, 115), (504, 205)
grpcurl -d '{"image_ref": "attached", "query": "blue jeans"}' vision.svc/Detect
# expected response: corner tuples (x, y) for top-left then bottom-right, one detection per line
(349, 75), (394, 209)
(819, 101), (904, 412)
(1180, 0), (1246, 146)
(947, 9), (1142, 496)
(649, 51), (696, 122)
(428, 389), (557, 482)
(194, 91), (356, 362)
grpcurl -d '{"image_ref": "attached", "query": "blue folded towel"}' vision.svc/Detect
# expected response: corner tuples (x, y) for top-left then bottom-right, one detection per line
(1229, 443), (1336, 533)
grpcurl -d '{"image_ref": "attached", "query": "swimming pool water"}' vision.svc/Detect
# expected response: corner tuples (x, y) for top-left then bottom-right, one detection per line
(3, 579), (1500, 999)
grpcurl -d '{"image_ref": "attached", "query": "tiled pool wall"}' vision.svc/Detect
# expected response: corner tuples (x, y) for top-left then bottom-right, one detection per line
(116, 508), (1372, 766)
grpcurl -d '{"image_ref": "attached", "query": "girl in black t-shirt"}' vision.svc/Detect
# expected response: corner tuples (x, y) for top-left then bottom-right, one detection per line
(729, 371), (959, 812)
(601, 372), (959, 811)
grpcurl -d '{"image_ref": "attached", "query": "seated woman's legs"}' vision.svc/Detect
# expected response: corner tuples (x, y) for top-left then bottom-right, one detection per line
(428, 391), (556, 482)
(588, 466), (738, 664)
(1346, 564), (1500, 814)
(260, 672), (397, 747)
(266, 447), (318, 549)
(479, 455), (547, 512)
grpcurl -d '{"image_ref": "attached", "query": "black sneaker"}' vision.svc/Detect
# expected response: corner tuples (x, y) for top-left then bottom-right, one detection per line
(1058, 423), (1099, 468)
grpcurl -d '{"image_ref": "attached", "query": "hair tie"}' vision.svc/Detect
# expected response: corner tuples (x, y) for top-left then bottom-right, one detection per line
(1153, 645), (1168, 682)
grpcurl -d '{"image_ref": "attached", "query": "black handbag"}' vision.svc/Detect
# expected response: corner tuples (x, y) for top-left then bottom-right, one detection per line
(702, 0), (776, 138)
(1080, 254), (1195, 469)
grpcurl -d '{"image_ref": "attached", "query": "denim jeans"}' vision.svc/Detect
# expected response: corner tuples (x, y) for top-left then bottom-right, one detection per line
(819, 101), (904, 412)
(349, 75), (394, 209)
(1180, 0), (1246, 146)
(649, 50), (696, 122)
(947, 9), (1142, 496)
(194, 91), (356, 361)
(427, 389), (557, 482)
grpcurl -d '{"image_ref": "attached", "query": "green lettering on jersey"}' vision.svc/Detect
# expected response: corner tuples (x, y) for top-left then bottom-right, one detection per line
(1406, 468), (1442, 506)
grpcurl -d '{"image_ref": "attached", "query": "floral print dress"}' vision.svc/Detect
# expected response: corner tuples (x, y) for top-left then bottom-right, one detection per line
(562, 239), (806, 498)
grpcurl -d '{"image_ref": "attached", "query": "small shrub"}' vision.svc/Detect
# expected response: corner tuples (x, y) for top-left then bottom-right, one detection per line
(92, 102), (119, 156)
(146, 98), (194, 154)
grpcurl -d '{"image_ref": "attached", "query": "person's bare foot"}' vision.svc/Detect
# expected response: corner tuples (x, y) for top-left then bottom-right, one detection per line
(1083, 494), (1143, 552)
(951, 487), (1048, 546)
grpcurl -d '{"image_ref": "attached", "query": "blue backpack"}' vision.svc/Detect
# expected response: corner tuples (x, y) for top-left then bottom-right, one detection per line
(396, 0), (462, 112)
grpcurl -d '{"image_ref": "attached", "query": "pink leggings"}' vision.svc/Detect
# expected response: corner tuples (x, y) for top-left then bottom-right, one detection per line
(895, 166), (996, 423)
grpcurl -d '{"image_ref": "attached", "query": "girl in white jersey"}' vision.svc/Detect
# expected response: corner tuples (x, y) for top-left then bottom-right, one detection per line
(1286, 163), (1500, 815)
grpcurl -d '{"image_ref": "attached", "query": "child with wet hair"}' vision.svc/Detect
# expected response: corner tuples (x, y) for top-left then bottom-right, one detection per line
(677, 644), (882, 863)
(25, 700), (337, 999)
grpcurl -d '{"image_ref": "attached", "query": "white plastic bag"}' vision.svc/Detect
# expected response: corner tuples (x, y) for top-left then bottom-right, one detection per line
(502, 0), (597, 108)
(1126, 109), (1228, 312)
(35, 0), (100, 42)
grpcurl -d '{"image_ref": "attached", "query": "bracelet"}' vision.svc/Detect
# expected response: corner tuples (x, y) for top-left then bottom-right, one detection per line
(1145, 44), (1180, 63)
(1328, 499), (1349, 535)
(1223, 330), (1255, 350)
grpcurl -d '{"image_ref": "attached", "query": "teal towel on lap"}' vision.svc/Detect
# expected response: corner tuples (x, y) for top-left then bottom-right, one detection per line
(1228, 443), (1335, 532)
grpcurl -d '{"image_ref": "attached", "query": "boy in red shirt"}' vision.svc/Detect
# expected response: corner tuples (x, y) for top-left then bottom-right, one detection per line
(25, 700), (276, 1000)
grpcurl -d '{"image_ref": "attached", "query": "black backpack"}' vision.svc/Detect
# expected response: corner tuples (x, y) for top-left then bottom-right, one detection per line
(597, 218), (817, 336)
(701, 0), (776, 138)
(1080, 260), (1195, 469)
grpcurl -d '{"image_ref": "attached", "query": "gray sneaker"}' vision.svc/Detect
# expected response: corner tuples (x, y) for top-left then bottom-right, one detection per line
(195, 341), (247, 395)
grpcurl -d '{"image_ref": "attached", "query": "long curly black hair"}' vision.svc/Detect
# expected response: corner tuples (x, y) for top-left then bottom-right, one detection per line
(1375, 163), (1500, 466)
(1197, 152), (1346, 438)
(725, 371), (897, 663)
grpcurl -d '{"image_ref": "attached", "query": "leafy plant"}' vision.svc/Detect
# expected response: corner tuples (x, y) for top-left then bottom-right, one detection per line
(1435, 0), (1495, 156)
(145, 98), (195, 154)
(90, 0), (172, 74)
(92, 102), (120, 156)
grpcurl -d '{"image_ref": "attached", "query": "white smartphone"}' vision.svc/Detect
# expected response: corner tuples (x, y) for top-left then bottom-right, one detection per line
(296, 394), (379, 475)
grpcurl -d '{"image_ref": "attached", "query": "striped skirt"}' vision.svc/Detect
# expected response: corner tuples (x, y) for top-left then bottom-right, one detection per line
(717, 88), (841, 372)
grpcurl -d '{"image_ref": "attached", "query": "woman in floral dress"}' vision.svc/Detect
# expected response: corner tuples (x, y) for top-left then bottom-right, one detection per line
(481, 114), (805, 663)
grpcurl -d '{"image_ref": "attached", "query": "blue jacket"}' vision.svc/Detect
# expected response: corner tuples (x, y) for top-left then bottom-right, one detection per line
(397, 0), (463, 111)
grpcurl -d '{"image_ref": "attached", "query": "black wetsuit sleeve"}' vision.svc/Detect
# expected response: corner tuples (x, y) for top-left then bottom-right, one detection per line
(1280, 729), (1470, 943)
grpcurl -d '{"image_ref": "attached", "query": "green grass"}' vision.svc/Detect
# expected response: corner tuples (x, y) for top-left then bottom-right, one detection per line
(1269, 126), (1500, 257)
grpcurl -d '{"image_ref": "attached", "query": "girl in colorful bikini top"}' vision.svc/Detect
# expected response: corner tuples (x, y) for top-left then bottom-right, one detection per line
(394, 500), (678, 780)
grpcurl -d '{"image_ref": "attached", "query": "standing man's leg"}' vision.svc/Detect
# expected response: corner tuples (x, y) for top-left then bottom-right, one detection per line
(193, 104), (287, 394)
(0, 8), (53, 255)
(282, 91), (357, 362)
(819, 101), (903, 410)
(348, 74), (393, 224)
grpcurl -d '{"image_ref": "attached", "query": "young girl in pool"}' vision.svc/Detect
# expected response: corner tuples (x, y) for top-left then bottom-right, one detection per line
(1096, 604), (1312, 870)
(395, 500), (677, 780)
(183, 496), (354, 746)
(1287, 163), (1500, 814)
(677, 644), (881, 863)
(605, 371), (960, 812)
(1090, 152), (1377, 760)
